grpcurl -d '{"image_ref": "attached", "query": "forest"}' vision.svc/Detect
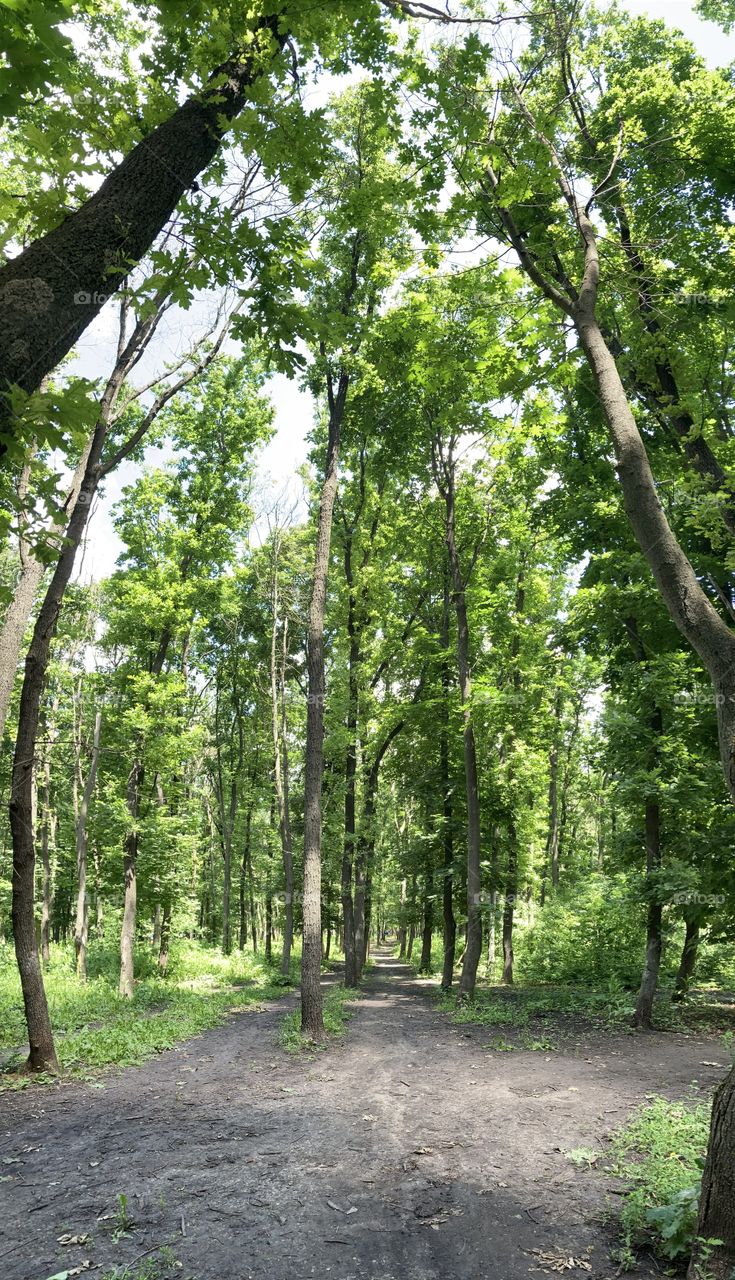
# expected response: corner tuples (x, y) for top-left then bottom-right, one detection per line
(1, 0), (735, 1278)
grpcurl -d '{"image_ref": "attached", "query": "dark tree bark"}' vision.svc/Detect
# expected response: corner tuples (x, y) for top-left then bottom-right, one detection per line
(0, 19), (285, 451)
(672, 916), (700, 1003)
(688, 1070), (735, 1280)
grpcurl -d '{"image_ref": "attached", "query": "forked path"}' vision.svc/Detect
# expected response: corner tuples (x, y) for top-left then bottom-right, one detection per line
(0, 952), (729, 1280)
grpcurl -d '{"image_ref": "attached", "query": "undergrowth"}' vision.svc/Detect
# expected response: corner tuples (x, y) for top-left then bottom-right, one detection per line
(279, 983), (359, 1053)
(607, 1096), (711, 1266)
(0, 937), (294, 1087)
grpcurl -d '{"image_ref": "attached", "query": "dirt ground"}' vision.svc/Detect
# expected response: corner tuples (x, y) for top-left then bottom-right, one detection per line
(0, 951), (730, 1280)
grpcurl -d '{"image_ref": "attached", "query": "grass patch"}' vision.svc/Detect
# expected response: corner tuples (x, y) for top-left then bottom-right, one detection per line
(608, 1096), (710, 1264)
(279, 983), (359, 1053)
(0, 937), (294, 1087)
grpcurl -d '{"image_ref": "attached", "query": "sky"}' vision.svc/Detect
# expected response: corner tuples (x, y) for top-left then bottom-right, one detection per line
(74, 0), (735, 583)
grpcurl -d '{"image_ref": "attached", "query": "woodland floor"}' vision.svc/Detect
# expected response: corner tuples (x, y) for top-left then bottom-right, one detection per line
(0, 951), (731, 1280)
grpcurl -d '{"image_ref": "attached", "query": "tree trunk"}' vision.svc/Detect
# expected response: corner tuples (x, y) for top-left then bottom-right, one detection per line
(152, 905), (162, 953)
(301, 381), (346, 1036)
(119, 757), (143, 998)
(418, 869), (434, 974)
(502, 821), (518, 985)
(158, 903), (171, 975)
(0, 442), (92, 742)
(688, 1069), (735, 1280)
(74, 709), (101, 981)
(632, 794), (663, 1029)
(0, 19), (285, 445)
(397, 878), (407, 960)
(246, 804), (257, 953)
(439, 571), (457, 991)
(38, 739), (55, 968)
(672, 917), (700, 1003)
(434, 448), (482, 1002)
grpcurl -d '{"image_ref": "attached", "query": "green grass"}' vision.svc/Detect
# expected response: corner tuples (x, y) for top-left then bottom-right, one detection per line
(279, 983), (360, 1053)
(0, 936), (295, 1086)
(608, 1096), (711, 1263)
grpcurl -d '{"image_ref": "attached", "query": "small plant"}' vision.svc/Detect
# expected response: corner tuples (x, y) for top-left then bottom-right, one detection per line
(565, 1147), (600, 1168)
(111, 1192), (135, 1241)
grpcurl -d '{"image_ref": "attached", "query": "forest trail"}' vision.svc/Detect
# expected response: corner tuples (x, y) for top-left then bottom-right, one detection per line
(0, 951), (728, 1280)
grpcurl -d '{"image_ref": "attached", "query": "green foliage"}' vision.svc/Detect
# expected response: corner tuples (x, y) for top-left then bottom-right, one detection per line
(0, 938), (290, 1084)
(608, 1097), (711, 1261)
(279, 984), (359, 1053)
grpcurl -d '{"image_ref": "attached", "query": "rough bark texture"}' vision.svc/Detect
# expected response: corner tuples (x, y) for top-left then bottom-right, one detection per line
(688, 1069), (735, 1280)
(301, 382), (346, 1036)
(0, 19), (284, 450)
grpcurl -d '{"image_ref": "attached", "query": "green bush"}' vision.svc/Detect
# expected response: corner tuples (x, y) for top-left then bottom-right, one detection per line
(608, 1096), (710, 1261)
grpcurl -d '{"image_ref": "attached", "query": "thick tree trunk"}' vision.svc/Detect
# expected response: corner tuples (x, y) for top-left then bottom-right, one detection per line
(74, 709), (101, 981)
(301, 383), (346, 1037)
(672, 917), (700, 1002)
(0, 19), (284, 447)
(688, 1070), (735, 1280)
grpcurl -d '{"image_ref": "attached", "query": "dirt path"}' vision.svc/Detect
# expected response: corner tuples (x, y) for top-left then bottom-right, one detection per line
(0, 951), (729, 1280)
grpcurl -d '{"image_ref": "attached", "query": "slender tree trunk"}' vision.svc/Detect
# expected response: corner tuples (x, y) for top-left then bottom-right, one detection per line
(74, 709), (101, 981)
(93, 844), (103, 936)
(37, 724), (56, 967)
(632, 794), (663, 1029)
(418, 848), (434, 975)
(158, 903), (171, 975)
(239, 852), (246, 951)
(119, 756), (143, 998)
(406, 922), (416, 961)
(502, 821), (518, 985)
(152, 905), (162, 953)
(269, 583), (294, 977)
(672, 917), (700, 1002)
(246, 804), (257, 953)
(440, 570), (456, 991)
(301, 381), (346, 1036)
(543, 688), (562, 896)
(435, 452), (482, 1002)
(397, 879), (408, 959)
